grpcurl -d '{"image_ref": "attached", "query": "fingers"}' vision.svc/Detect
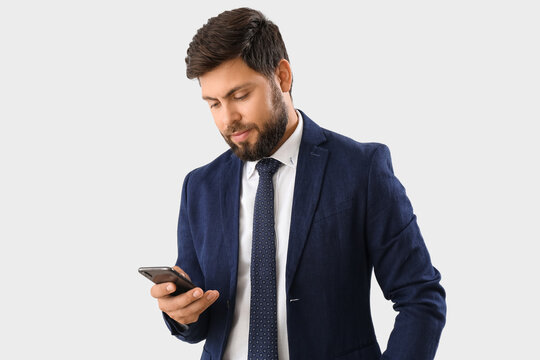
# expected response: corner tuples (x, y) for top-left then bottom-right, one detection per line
(149, 266), (191, 299)
(151, 281), (200, 299)
(166, 290), (220, 325)
(157, 287), (216, 312)
(182, 290), (220, 314)
(158, 287), (203, 309)
(148, 265), (219, 325)
(151, 282), (177, 299)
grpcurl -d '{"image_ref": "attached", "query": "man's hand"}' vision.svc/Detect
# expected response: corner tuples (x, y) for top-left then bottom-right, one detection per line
(150, 266), (219, 326)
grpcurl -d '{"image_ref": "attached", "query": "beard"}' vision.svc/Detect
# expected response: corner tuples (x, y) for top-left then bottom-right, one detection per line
(221, 82), (288, 162)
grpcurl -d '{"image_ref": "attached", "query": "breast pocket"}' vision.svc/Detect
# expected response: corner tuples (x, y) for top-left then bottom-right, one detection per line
(312, 197), (353, 224)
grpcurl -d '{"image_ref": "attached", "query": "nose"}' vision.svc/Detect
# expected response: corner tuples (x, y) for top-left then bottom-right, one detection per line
(220, 102), (241, 129)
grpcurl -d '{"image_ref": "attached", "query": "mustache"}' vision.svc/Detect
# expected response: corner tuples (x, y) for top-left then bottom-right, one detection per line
(223, 122), (258, 137)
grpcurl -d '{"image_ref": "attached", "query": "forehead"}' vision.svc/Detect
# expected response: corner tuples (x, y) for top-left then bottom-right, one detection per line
(199, 58), (269, 98)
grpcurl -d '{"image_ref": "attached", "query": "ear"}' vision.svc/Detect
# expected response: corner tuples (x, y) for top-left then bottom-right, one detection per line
(274, 59), (293, 93)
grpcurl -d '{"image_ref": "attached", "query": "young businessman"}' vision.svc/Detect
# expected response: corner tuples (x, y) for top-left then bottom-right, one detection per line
(150, 7), (446, 360)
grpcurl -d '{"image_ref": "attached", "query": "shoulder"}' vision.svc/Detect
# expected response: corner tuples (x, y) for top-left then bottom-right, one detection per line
(183, 149), (240, 190)
(321, 128), (393, 182)
(323, 127), (385, 158)
(300, 110), (388, 164)
(317, 127), (391, 173)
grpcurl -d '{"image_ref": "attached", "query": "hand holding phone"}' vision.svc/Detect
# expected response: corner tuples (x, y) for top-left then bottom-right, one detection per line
(141, 265), (220, 329)
(138, 266), (195, 296)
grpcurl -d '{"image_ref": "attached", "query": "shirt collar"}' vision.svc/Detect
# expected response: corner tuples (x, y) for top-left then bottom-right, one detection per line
(245, 109), (304, 179)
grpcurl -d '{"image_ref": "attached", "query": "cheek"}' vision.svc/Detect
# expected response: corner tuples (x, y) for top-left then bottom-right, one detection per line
(213, 116), (227, 135)
(244, 93), (272, 125)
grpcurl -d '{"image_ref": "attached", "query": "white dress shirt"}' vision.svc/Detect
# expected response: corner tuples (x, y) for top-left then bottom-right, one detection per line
(223, 110), (303, 360)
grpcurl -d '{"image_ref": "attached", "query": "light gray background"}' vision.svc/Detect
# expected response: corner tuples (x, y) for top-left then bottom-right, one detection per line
(1, 1), (539, 359)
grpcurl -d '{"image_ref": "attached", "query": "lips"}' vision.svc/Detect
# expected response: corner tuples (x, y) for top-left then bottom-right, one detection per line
(231, 129), (251, 143)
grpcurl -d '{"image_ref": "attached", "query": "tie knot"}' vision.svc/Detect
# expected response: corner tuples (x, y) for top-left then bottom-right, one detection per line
(256, 158), (282, 176)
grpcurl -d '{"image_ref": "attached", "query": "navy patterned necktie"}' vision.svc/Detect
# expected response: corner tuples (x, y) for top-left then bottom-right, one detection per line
(248, 157), (282, 360)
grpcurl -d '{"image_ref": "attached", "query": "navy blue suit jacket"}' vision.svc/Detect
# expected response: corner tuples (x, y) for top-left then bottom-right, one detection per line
(164, 111), (446, 359)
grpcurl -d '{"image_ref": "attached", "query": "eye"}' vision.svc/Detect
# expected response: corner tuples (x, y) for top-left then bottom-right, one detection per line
(210, 102), (220, 109)
(233, 93), (248, 101)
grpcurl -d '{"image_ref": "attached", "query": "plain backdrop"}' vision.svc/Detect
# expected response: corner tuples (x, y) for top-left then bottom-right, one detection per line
(1, 1), (539, 359)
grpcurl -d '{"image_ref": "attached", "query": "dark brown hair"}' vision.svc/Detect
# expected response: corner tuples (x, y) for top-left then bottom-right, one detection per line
(185, 8), (291, 89)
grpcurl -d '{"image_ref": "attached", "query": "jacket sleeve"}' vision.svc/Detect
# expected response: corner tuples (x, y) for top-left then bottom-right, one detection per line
(366, 144), (446, 360)
(162, 171), (210, 343)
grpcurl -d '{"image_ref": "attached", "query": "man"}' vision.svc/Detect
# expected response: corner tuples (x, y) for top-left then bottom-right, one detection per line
(150, 7), (446, 360)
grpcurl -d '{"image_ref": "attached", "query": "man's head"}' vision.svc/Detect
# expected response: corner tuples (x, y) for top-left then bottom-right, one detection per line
(185, 7), (290, 87)
(186, 8), (296, 161)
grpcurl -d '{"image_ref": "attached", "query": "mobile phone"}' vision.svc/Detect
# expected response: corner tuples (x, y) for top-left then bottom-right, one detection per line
(138, 266), (195, 296)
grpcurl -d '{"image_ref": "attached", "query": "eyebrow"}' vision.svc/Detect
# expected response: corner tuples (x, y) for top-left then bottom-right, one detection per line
(202, 82), (254, 102)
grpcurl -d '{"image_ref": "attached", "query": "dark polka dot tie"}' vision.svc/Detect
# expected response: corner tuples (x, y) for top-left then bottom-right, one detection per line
(248, 158), (282, 360)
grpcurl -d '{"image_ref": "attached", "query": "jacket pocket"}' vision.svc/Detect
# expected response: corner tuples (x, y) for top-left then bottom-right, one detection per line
(334, 342), (381, 360)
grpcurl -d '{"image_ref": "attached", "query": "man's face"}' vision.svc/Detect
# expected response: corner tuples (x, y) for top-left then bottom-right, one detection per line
(200, 58), (288, 161)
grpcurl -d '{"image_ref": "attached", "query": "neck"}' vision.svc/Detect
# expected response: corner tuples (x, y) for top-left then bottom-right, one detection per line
(270, 102), (298, 155)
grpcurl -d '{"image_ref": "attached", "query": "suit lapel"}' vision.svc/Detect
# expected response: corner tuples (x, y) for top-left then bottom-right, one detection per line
(286, 112), (328, 293)
(219, 152), (243, 297)
(217, 113), (328, 296)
